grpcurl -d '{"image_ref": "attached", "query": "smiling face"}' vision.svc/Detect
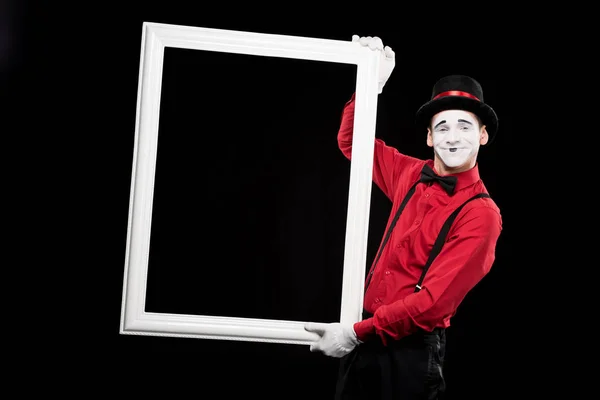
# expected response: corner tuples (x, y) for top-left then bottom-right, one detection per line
(427, 109), (489, 175)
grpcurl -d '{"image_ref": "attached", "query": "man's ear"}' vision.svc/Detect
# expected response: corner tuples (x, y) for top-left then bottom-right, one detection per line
(426, 128), (433, 147)
(480, 126), (489, 145)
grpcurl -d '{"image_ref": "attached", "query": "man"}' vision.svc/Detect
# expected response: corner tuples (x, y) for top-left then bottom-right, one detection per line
(305, 35), (503, 399)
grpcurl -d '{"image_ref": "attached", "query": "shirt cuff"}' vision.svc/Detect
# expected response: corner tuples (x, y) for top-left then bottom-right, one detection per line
(353, 318), (375, 342)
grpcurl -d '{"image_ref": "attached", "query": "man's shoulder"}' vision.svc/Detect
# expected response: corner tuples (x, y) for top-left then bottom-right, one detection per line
(474, 181), (501, 212)
(458, 190), (502, 223)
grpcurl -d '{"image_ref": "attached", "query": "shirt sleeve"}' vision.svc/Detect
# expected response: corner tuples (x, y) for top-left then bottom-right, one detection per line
(353, 202), (503, 344)
(337, 92), (416, 200)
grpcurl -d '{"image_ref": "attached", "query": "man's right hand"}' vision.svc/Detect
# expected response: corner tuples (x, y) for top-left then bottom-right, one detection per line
(352, 35), (395, 94)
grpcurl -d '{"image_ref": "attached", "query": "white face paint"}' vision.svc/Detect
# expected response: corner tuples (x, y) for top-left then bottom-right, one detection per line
(429, 110), (482, 169)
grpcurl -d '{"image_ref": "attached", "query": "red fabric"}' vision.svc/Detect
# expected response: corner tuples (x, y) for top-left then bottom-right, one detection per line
(433, 90), (481, 101)
(338, 93), (502, 345)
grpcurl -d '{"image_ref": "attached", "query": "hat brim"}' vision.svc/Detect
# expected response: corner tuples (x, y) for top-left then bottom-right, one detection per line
(415, 96), (499, 144)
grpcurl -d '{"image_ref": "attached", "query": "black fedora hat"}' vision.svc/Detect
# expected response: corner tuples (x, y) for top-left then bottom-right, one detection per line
(415, 75), (498, 143)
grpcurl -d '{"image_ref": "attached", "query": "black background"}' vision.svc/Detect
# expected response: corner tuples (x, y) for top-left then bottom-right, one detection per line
(6, 1), (582, 398)
(144, 47), (360, 324)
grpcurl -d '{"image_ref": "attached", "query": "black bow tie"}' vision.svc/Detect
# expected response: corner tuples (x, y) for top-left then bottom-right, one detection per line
(420, 164), (457, 195)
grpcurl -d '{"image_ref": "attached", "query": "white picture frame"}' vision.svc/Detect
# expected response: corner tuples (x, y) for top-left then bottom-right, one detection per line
(120, 22), (381, 345)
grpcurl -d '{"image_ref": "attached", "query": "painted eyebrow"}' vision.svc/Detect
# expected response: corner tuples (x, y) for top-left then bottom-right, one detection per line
(434, 119), (474, 129)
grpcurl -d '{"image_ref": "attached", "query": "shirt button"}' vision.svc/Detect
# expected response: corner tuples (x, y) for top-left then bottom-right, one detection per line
(375, 298), (380, 303)
(385, 271), (390, 275)
(425, 193), (430, 198)
(414, 219), (421, 225)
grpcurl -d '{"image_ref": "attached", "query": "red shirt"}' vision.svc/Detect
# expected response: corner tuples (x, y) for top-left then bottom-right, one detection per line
(338, 94), (503, 344)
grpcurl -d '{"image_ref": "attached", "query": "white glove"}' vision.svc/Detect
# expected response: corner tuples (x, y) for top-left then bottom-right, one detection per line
(304, 322), (360, 358)
(352, 34), (395, 94)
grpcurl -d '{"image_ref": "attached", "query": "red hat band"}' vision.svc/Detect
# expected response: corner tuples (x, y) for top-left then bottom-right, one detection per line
(433, 90), (481, 102)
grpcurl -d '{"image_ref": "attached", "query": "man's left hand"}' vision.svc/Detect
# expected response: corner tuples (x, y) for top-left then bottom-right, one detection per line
(304, 322), (360, 358)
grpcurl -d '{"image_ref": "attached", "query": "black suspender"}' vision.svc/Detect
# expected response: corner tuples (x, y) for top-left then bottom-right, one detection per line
(414, 192), (490, 292)
(364, 183), (490, 293)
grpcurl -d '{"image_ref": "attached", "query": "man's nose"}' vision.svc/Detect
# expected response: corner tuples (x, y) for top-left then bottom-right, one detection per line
(445, 129), (460, 143)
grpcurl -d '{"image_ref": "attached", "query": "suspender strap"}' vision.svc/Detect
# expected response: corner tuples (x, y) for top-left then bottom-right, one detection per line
(364, 180), (421, 290)
(414, 192), (490, 292)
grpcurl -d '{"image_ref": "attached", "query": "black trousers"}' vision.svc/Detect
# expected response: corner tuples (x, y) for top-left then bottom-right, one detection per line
(334, 323), (446, 400)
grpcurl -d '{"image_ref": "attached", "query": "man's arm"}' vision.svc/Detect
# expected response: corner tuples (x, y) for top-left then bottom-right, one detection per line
(337, 36), (424, 200)
(337, 92), (421, 200)
(353, 203), (503, 344)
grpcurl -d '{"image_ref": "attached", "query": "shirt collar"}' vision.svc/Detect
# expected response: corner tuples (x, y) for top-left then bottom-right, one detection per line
(425, 160), (481, 193)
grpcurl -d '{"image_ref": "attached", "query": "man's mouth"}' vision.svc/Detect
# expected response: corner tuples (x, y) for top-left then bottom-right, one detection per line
(449, 148), (458, 153)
